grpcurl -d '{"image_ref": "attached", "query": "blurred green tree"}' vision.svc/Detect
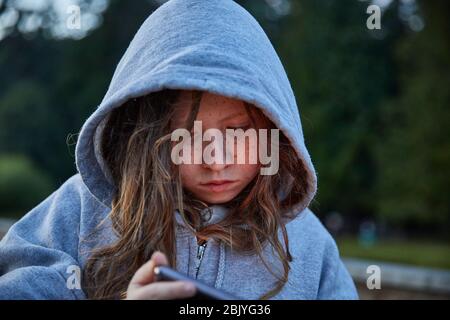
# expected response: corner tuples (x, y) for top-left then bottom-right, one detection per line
(274, 0), (403, 222)
(374, 0), (450, 232)
(0, 154), (53, 218)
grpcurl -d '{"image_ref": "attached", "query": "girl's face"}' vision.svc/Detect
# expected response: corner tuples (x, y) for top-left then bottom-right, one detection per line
(170, 91), (267, 204)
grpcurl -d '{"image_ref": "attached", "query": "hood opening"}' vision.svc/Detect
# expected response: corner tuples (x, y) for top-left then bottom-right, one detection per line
(75, 0), (317, 221)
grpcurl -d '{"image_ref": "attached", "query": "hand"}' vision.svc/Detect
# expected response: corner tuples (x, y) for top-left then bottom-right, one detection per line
(125, 251), (197, 300)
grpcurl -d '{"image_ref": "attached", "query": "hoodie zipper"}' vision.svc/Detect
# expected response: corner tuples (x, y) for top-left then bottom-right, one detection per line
(194, 240), (208, 279)
(194, 207), (213, 279)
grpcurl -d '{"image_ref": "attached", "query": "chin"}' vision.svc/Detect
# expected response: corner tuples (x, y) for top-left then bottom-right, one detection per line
(197, 192), (237, 204)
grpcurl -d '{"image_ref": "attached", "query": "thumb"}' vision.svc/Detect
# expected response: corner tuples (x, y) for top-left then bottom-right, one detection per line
(129, 251), (169, 288)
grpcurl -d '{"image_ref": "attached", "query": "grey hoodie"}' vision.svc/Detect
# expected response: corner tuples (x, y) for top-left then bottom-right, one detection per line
(0, 0), (358, 299)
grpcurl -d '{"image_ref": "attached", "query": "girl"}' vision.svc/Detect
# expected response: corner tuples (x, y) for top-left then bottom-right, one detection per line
(0, 0), (358, 299)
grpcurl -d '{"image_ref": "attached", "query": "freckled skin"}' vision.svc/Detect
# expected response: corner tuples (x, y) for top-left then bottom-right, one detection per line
(171, 91), (267, 204)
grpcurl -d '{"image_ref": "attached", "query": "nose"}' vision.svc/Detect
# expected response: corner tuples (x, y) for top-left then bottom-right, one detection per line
(200, 134), (233, 172)
(202, 161), (230, 172)
(201, 147), (231, 171)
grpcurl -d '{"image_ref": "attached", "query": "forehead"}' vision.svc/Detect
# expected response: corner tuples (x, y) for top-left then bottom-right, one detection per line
(172, 90), (249, 123)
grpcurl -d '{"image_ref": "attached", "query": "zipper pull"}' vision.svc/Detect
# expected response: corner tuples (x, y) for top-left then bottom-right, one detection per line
(197, 241), (207, 260)
(195, 240), (208, 279)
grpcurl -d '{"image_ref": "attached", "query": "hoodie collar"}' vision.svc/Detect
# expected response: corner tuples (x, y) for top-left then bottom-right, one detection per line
(175, 204), (256, 231)
(175, 204), (232, 230)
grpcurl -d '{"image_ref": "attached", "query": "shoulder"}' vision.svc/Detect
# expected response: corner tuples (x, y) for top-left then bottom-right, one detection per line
(285, 207), (335, 249)
(282, 207), (340, 276)
(51, 173), (108, 212)
(7, 173), (100, 236)
(280, 207), (340, 273)
(12, 174), (85, 222)
(53, 173), (85, 202)
(281, 208), (359, 299)
(1, 174), (91, 258)
(57, 173), (94, 200)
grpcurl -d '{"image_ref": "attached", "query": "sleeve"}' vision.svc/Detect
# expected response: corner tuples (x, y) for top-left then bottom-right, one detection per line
(317, 235), (359, 300)
(0, 175), (87, 299)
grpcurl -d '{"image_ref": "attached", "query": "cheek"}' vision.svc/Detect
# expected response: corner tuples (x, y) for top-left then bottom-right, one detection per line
(179, 164), (201, 185)
(234, 163), (260, 181)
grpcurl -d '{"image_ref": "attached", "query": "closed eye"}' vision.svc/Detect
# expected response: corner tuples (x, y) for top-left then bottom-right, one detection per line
(226, 124), (251, 130)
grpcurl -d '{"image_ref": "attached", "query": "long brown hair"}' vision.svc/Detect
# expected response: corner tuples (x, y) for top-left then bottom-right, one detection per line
(81, 89), (310, 299)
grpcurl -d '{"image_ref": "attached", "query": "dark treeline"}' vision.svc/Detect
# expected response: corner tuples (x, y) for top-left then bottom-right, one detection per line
(0, 0), (448, 238)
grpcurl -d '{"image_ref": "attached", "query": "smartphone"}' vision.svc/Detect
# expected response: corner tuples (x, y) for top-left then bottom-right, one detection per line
(153, 265), (239, 300)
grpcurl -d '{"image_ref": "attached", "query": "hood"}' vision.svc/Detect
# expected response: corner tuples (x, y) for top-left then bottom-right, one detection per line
(75, 0), (318, 224)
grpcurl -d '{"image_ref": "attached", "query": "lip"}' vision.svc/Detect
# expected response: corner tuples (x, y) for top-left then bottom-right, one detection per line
(200, 180), (237, 192)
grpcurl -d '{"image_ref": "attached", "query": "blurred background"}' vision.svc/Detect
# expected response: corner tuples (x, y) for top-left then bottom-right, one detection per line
(0, 0), (449, 299)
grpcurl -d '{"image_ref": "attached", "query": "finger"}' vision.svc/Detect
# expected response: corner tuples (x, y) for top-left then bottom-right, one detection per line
(129, 251), (169, 287)
(151, 251), (169, 267)
(135, 281), (197, 300)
